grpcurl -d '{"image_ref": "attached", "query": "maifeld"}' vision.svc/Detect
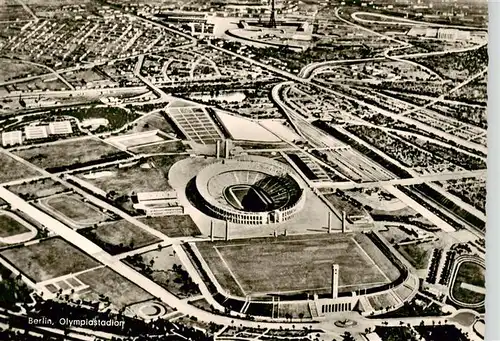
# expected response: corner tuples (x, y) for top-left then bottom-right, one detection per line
(59, 318), (125, 327)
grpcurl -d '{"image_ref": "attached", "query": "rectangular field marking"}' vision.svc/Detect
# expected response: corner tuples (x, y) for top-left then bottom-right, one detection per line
(461, 282), (486, 294)
(213, 246), (247, 296)
(229, 190), (244, 210)
(213, 235), (347, 249)
(350, 237), (390, 282)
(252, 187), (272, 205)
(251, 281), (388, 296)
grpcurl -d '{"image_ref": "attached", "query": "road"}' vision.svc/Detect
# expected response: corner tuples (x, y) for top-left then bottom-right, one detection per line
(0, 3), (488, 336)
(0, 180), (392, 334)
(134, 54), (171, 102)
(0, 86), (148, 99)
(351, 11), (487, 31)
(209, 37), (487, 156)
(15, 0), (38, 21)
(298, 8), (487, 80)
(0, 57), (75, 91)
(323, 75), (487, 155)
(314, 169), (486, 190)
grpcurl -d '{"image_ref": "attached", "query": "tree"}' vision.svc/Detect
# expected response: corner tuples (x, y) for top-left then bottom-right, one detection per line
(341, 331), (355, 341)
(298, 312), (304, 322)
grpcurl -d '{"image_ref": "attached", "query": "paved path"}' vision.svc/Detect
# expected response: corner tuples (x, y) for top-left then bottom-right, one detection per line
(351, 11), (487, 31)
(314, 169), (486, 190)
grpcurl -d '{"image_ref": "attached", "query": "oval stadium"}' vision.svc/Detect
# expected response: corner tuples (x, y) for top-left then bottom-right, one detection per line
(194, 156), (306, 225)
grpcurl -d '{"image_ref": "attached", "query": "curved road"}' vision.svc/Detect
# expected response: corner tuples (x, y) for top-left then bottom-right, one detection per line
(351, 12), (487, 31)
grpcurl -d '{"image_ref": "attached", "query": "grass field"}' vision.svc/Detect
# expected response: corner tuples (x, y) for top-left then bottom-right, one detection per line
(13, 138), (123, 171)
(189, 298), (212, 311)
(79, 220), (161, 255)
(139, 215), (201, 238)
(196, 233), (399, 297)
(0, 153), (41, 183)
(397, 242), (433, 270)
(78, 161), (171, 196)
(56, 106), (140, 132)
(7, 178), (68, 200)
(132, 112), (176, 134)
(0, 213), (30, 238)
(125, 247), (200, 298)
(0, 59), (44, 82)
(0, 237), (100, 282)
(451, 261), (485, 305)
(323, 192), (368, 217)
(277, 302), (311, 319)
(129, 140), (186, 154)
(77, 266), (153, 310)
(43, 194), (108, 225)
(77, 155), (186, 196)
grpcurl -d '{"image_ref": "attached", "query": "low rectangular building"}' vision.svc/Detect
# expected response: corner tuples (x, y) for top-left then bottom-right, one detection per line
(24, 125), (48, 140)
(133, 201), (184, 216)
(2, 131), (23, 147)
(48, 121), (73, 135)
(137, 191), (178, 202)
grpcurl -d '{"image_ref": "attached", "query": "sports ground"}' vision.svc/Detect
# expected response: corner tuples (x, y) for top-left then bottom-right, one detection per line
(0, 212), (30, 238)
(451, 258), (485, 306)
(196, 233), (400, 297)
(0, 237), (100, 282)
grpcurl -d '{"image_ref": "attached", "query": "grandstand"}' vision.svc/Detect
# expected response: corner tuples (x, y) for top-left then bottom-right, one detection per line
(167, 105), (224, 145)
(194, 155), (306, 225)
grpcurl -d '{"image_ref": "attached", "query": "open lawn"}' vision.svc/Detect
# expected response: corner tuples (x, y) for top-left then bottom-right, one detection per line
(7, 178), (67, 200)
(77, 266), (153, 310)
(397, 242), (433, 270)
(277, 302), (311, 319)
(451, 261), (485, 305)
(43, 194), (108, 226)
(0, 213), (30, 238)
(13, 138), (124, 171)
(139, 215), (201, 238)
(133, 112), (176, 134)
(78, 160), (171, 196)
(0, 59), (44, 82)
(124, 247), (200, 298)
(77, 155), (186, 196)
(129, 140), (186, 154)
(323, 192), (368, 217)
(79, 220), (161, 255)
(0, 153), (41, 183)
(54, 106), (140, 132)
(0, 237), (100, 282)
(196, 233), (399, 297)
(189, 298), (212, 311)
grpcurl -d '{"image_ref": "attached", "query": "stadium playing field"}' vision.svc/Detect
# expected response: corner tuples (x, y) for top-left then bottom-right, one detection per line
(196, 233), (400, 297)
(224, 185), (272, 211)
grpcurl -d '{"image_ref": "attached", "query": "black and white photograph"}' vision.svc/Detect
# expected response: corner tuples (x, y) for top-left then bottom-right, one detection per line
(0, 0), (489, 340)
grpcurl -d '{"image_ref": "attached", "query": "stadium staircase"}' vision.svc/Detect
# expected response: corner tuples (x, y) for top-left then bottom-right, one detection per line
(241, 298), (251, 314)
(389, 290), (402, 306)
(308, 301), (319, 318)
(358, 296), (374, 316)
